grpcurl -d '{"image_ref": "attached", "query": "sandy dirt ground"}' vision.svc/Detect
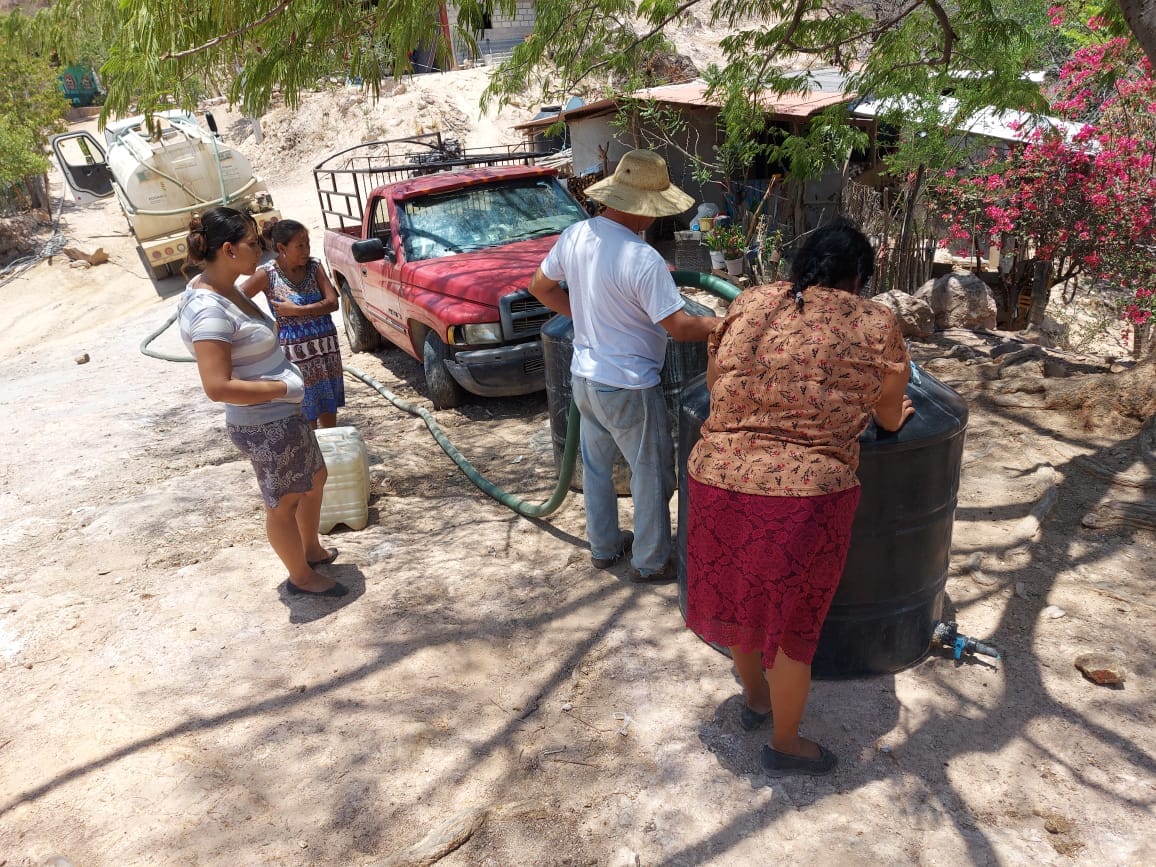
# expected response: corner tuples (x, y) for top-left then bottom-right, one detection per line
(2, 67), (1156, 867)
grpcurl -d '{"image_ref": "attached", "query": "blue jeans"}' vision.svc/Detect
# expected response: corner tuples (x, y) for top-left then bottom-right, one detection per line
(572, 376), (675, 575)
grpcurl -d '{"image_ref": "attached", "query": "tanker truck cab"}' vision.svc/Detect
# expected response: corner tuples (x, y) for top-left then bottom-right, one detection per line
(51, 112), (280, 279)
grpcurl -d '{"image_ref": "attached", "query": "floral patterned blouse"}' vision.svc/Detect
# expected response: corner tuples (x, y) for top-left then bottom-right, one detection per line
(687, 281), (909, 497)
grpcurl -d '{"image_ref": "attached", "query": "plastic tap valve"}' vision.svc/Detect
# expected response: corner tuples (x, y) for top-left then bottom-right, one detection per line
(933, 621), (1001, 662)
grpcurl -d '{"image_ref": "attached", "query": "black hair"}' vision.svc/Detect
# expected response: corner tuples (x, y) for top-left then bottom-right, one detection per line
(186, 206), (256, 264)
(788, 217), (875, 311)
(262, 217), (308, 251)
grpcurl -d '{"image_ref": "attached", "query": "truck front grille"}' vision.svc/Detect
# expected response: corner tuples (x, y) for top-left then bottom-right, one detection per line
(500, 289), (551, 341)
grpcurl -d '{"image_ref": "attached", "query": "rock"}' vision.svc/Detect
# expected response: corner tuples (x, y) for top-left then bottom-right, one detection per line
(944, 343), (983, 360)
(1015, 582), (1029, 598)
(1021, 322), (1059, 348)
(1074, 653), (1126, 685)
(971, 569), (998, 586)
(991, 340), (1027, 359)
(913, 272), (998, 330)
(75, 353), (90, 365)
(1042, 605), (1067, 619)
(872, 290), (935, 338)
(998, 347), (1047, 379)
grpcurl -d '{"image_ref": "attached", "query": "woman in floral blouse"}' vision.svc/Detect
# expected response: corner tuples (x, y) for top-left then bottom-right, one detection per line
(685, 218), (914, 777)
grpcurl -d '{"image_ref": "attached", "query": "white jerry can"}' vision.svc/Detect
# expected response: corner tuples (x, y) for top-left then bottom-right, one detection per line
(314, 426), (370, 533)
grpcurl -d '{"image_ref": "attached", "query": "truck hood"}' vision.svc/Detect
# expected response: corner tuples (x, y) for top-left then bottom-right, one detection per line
(400, 236), (557, 303)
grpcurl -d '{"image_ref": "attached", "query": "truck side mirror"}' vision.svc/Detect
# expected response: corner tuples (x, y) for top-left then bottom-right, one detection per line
(352, 237), (387, 263)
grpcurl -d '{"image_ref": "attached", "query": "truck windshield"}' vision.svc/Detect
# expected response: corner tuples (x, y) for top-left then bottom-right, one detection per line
(397, 177), (587, 261)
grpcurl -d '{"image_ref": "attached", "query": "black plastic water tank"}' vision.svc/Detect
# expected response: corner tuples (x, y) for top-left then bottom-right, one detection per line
(676, 364), (968, 678)
(541, 295), (714, 494)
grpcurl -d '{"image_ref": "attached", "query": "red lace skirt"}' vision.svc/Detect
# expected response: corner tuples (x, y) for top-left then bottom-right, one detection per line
(685, 476), (861, 665)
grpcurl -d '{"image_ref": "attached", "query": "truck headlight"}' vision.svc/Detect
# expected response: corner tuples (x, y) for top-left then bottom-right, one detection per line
(459, 323), (503, 345)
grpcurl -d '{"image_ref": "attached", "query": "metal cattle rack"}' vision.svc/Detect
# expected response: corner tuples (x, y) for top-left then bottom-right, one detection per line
(313, 131), (541, 230)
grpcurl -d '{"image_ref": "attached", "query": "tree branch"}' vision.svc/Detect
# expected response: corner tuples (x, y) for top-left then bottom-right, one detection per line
(922, 0), (958, 66)
(161, 0), (297, 61)
(561, 0), (708, 92)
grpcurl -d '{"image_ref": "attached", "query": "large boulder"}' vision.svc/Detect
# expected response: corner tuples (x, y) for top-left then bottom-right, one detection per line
(913, 272), (998, 331)
(872, 290), (935, 339)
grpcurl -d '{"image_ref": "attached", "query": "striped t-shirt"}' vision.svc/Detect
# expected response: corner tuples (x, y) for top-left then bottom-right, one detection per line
(177, 283), (303, 425)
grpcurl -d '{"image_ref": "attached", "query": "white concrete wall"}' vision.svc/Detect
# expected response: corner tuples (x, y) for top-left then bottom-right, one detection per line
(447, 0), (536, 62)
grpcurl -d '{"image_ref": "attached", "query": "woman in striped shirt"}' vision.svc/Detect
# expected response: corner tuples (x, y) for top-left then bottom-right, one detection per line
(178, 207), (348, 599)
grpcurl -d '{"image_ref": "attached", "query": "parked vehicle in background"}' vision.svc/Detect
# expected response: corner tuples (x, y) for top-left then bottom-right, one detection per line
(51, 111), (281, 278)
(58, 64), (103, 107)
(318, 133), (588, 408)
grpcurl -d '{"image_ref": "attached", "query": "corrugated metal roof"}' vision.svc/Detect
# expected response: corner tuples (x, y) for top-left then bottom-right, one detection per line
(512, 80), (854, 131)
(853, 96), (1086, 144)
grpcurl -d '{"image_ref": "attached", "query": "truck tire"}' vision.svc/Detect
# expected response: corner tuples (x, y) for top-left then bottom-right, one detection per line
(423, 331), (465, 410)
(340, 279), (382, 353)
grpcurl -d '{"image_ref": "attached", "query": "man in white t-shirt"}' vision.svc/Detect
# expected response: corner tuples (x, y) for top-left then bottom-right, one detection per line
(529, 150), (718, 581)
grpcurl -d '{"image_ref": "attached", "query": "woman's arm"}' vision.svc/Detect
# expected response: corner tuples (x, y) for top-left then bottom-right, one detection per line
(872, 365), (915, 432)
(270, 262), (341, 319)
(192, 340), (292, 405)
(312, 263), (341, 315)
(239, 269), (270, 299)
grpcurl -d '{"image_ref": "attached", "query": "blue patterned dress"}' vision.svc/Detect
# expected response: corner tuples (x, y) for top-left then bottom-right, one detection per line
(262, 257), (345, 422)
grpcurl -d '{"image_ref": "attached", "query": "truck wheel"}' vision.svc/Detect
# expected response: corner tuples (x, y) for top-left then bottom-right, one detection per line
(423, 332), (465, 410)
(340, 280), (382, 353)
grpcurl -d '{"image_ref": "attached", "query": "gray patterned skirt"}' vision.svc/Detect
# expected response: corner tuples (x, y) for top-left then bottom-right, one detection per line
(227, 413), (325, 508)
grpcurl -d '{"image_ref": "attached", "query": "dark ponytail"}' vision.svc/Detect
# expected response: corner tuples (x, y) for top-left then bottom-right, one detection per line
(788, 217), (875, 311)
(185, 206), (254, 265)
(262, 217), (307, 251)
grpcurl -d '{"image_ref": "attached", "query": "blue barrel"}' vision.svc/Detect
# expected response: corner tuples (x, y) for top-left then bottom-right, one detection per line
(676, 364), (968, 678)
(541, 295), (714, 493)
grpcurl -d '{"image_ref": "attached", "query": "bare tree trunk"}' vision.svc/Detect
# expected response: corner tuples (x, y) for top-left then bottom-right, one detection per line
(1136, 319), (1155, 360)
(1118, 0), (1156, 68)
(22, 174), (49, 212)
(1027, 259), (1053, 327)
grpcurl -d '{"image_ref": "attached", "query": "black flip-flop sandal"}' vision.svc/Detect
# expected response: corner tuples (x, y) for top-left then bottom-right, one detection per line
(761, 744), (838, 777)
(308, 547), (338, 567)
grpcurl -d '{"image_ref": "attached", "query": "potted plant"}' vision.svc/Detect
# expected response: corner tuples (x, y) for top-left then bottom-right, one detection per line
(715, 224), (748, 276)
(703, 226), (730, 270)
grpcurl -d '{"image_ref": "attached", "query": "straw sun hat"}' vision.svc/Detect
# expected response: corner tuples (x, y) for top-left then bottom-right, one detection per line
(582, 150), (694, 218)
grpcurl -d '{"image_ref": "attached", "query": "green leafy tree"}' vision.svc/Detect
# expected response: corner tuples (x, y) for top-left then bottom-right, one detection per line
(23, 0), (1156, 159)
(29, 0), (514, 120)
(21, 0), (1156, 236)
(0, 14), (69, 210)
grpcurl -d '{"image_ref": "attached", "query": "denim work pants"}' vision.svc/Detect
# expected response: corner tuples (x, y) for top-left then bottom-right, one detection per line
(572, 376), (675, 575)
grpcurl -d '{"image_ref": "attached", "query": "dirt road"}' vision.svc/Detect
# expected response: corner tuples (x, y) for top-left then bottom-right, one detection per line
(2, 80), (1155, 866)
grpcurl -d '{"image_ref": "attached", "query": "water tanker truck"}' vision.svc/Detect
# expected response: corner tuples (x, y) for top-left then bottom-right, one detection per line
(52, 111), (280, 278)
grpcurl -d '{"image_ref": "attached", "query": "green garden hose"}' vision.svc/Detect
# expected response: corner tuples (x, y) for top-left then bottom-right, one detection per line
(344, 367), (580, 518)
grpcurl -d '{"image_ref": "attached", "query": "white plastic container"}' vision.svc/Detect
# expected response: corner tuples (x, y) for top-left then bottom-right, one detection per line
(314, 426), (370, 533)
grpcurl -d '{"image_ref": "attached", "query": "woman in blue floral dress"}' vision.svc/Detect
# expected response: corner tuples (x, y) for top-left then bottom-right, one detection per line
(243, 219), (345, 428)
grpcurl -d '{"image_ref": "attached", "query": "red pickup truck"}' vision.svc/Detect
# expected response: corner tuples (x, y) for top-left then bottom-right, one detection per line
(317, 134), (588, 408)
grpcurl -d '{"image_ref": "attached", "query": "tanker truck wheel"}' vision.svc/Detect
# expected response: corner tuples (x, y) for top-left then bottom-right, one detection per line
(422, 332), (465, 410)
(339, 279), (382, 353)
